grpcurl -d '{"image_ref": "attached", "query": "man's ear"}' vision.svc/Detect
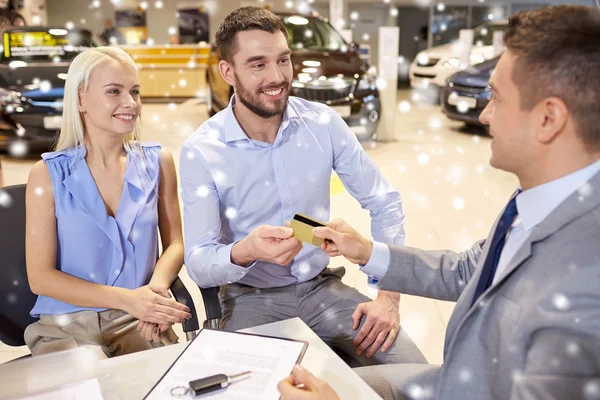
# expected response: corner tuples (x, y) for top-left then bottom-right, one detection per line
(218, 60), (236, 88)
(537, 96), (569, 145)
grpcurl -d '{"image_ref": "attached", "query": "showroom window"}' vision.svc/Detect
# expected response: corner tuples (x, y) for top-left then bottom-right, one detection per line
(431, 6), (468, 46)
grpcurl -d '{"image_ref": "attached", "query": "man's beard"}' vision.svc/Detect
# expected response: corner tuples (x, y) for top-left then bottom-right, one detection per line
(234, 73), (290, 119)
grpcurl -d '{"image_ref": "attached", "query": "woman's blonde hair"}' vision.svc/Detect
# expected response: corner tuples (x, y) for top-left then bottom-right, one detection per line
(55, 46), (142, 151)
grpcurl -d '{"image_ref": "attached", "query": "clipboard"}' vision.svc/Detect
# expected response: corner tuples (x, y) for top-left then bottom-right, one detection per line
(144, 328), (309, 399)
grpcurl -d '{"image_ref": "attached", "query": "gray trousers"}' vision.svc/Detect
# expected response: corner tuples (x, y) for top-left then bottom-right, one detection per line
(218, 267), (427, 367)
(354, 364), (442, 400)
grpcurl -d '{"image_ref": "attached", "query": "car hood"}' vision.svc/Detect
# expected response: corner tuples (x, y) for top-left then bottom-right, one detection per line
(0, 63), (68, 99)
(291, 50), (367, 79)
(449, 57), (498, 88)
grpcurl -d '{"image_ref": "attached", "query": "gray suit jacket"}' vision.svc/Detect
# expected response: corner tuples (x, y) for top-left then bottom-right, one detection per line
(377, 171), (600, 399)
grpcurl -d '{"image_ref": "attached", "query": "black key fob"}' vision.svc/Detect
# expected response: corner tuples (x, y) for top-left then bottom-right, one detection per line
(189, 374), (229, 396)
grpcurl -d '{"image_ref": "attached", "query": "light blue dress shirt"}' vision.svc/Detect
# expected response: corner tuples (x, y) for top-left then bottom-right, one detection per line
(180, 95), (405, 289)
(363, 159), (600, 284)
(30, 143), (162, 317)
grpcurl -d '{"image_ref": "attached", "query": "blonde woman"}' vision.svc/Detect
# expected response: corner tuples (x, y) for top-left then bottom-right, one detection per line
(24, 47), (191, 357)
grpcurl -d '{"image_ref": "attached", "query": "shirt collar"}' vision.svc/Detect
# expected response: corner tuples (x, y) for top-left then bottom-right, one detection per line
(223, 94), (299, 144)
(516, 158), (600, 231)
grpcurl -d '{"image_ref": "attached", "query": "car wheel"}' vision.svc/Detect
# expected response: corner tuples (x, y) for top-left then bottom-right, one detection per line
(11, 13), (25, 26)
(0, 15), (11, 31)
(206, 78), (215, 117)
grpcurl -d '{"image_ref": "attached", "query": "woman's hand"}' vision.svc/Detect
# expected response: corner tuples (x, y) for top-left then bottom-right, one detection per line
(122, 285), (191, 325)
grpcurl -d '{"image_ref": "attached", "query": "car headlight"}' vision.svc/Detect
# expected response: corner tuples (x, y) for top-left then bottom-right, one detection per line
(470, 54), (485, 65)
(0, 89), (23, 106)
(356, 67), (377, 94)
(443, 57), (461, 70)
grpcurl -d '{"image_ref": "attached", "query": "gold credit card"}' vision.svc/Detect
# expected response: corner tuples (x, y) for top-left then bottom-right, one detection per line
(289, 213), (326, 247)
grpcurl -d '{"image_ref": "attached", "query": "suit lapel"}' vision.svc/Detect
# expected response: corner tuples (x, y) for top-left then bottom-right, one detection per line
(474, 169), (600, 304)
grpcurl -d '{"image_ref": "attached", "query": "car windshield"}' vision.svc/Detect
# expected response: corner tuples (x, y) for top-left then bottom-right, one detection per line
(1, 29), (97, 63)
(281, 15), (348, 52)
(473, 23), (506, 46)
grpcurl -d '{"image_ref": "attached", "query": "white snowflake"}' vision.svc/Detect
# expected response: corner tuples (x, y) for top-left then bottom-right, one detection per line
(55, 314), (71, 327)
(154, 0), (163, 9)
(473, 135), (481, 143)
(168, 26), (176, 35)
(459, 368), (472, 382)
(225, 207), (238, 220)
(179, 79), (187, 87)
(34, 187), (44, 196)
(318, 112), (331, 125)
(578, 183), (593, 198)
(151, 114), (160, 122)
(398, 101), (411, 113)
(417, 153), (430, 165)
(168, 103), (176, 111)
(40, 80), (52, 93)
(195, 185), (210, 198)
(452, 198), (465, 210)
(376, 77), (387, 90)
(212, 170), (227, 185)
(0, 190), (12, 208)
(398, 164), (407, 173)
(552, 293), (570, 311)
(429, 117), (442, 130)
(9, 141), (28, 157)
(6, 293), (17, 304)
(584, 381), (600, 399)
(476, 165), (484, 173)
(12, 280), (18, 286)
(566, 341), (580, 356)
(186, 150), (195, 160)
(65, 21), (74, 30)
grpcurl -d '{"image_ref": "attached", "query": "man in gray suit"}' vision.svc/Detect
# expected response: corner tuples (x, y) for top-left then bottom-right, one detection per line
(278, 5), (600, 400)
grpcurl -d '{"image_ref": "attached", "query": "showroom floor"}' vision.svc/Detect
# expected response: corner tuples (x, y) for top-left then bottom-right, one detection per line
(0, 89), (519, 364)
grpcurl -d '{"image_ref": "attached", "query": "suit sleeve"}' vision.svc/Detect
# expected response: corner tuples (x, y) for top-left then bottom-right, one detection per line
(373, 240), (485, 302)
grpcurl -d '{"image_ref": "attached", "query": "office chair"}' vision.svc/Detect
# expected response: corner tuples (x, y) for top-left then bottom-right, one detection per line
(0, 184), (199, 355)
(198, 286), (222, 329)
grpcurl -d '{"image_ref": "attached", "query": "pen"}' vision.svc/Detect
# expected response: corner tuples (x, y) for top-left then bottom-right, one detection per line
(188, 371), (252, 396)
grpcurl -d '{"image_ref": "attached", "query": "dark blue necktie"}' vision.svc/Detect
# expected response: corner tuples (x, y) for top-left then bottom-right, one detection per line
(471, 191), (520, 306)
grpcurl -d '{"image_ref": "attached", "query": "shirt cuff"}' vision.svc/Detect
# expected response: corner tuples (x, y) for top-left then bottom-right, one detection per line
(359, 241), (390, 284)
(217, 243), (255, 282)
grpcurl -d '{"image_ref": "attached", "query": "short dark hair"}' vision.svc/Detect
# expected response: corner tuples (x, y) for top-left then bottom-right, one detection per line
(503, 5), (600, 149)
(215, 7), (288, 64)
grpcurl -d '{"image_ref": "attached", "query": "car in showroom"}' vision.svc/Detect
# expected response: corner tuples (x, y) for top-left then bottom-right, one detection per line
(409, 21), (506, 91)
(0, 27), (99, 155)
(441, 56), (498, 128)
(206, 12), (381, 141)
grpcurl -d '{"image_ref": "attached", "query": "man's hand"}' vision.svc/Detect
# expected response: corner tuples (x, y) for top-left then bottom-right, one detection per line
(312, 219), (373, 265)
(278, 365), (340, 400)
(352, 291), (401, 358)
(232, 225), (303, 267)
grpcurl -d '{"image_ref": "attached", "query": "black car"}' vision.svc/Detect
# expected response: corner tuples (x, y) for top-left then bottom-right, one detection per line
(442, 56), (498, 128)
(207, 13), (381, 141)
(0, 27), (100, 155)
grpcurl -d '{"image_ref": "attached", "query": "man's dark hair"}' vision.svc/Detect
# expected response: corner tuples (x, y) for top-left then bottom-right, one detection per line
(504, 5), (600, 149)
(215, 7), (288, 64)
